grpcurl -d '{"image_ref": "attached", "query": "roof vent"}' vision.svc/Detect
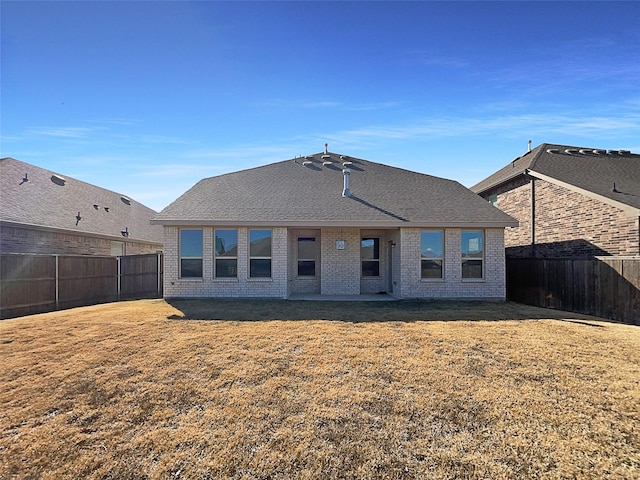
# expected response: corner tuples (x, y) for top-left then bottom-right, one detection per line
(564, 149), (578, 155)
(51, 174), (66, 186)
(302, 160), (313, 166)
(342, 161), (353, 166)
(322, 161), (333, 166)
(528, 140), (532, 152)
(546, 148), (559, 154)
(324, 143), (328, 154)
(619, 150), (631, 155)
(93, 204), (99, 210)
(579, 149), (591, 154)
(607, 150), (618, 155)
(342, 168), (351, 197)
(19, 173), (29, 185)
(120, 196), (131, 205)
(592, 149), (603, 154)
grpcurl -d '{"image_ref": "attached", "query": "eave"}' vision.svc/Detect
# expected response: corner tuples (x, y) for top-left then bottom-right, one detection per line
(150, 219), (519, 228)
(526, 170), (640, 218)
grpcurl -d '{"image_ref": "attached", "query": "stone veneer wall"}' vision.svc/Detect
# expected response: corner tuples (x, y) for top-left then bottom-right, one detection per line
(484, 177), (640, 258)
(163, 226), (288, 298)
(0, 223), (161, 256)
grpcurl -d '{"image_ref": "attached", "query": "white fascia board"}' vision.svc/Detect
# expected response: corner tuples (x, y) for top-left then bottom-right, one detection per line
(527, 169), (640, 218)
(150, 219), (518, 228)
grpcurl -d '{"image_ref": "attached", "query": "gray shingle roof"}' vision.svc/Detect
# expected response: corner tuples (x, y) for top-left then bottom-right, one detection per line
(1, 157), (164, 244)
(471, 144), (640, 211)
(152, 153), (518, 228)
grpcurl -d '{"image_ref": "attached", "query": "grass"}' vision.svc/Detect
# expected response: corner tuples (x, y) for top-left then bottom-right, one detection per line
(0, 298), (639, 479)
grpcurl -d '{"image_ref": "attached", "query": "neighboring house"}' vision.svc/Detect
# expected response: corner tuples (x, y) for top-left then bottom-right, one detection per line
(151, 149), (517, 299)
(0, 157), (164, 255)
(471, 144), (640, 258)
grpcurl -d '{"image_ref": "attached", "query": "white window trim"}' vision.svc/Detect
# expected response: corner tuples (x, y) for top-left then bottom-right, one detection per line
(461, 229), (485, 281)
(214, 228), (238, 279)
(249, 229), (272, 279)
(179, 228), (203, 279)
(420, 229), (445, 281)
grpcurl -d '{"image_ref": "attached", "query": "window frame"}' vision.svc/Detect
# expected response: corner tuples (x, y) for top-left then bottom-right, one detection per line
(297, 236), (316, 277)
(249, 229), (272, 278)
(421, 230), (444, 280)
(214, 228), (238, 278)
(461, 230), (484, 280)
(179, 228), (203, 278)
(361, 237), (380, 277)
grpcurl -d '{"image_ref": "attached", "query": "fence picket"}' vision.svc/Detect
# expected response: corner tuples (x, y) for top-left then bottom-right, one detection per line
(507, 257), (640, 325)
(1, 253), (163, 319)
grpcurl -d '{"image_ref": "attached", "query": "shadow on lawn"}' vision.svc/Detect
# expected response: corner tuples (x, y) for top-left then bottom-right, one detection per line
(166, 298), (606, 323)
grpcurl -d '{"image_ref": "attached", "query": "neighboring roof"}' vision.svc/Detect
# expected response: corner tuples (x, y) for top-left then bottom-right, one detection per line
(0, 157), (164, 244)
(152, 152), (518, 228)
(471, 143), (640, 213)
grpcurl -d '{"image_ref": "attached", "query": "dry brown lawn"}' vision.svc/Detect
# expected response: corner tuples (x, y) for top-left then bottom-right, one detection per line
(0, 299), (639, 480)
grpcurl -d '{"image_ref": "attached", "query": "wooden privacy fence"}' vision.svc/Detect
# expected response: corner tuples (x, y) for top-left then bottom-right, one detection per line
(0, 253), (163, 319)
(507, 257), (640, 325)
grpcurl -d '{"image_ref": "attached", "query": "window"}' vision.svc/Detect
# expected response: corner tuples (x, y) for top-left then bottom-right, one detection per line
(215, 229), (238, 277)
(297, 237), (316, 276)
(462, 230), (483, 279)
(180, 229), (203, 278)
(361, 238), (380, 277)
(421, 230), (443, 279)
(249, 229), (272, 277)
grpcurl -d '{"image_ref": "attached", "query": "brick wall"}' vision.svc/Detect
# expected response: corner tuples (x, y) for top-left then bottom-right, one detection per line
(398, 228), (506, 299)
(162, 225), (507, 300)
(163, 226), (288, 298)
(320, 228), (361, 295)
(484, 177), (640, 258)
(0, 223), (161, 256)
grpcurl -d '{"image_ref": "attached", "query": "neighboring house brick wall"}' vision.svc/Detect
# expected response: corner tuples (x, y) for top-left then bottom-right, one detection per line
(0, 223), (160, 256)
(163, 226), (288, 298)
(484, 177), (640, 258)
(399, 228), (506, 299)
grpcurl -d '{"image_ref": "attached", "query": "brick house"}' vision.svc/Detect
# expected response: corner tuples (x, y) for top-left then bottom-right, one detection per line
(471, 144), (640, 258)
(1, 157), (164, 255)
(151, 149), (517, 300)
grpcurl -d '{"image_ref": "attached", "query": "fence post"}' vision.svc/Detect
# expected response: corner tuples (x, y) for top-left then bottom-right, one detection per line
(55, 254), (60, 310)
(117, 256), (121, 301)
(157, 252), (162, 297)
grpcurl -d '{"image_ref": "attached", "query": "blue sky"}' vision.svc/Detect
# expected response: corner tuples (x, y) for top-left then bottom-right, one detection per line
(2, 1), (639, 211)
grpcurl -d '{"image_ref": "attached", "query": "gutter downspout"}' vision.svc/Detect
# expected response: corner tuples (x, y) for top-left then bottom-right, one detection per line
(526, 169), (536, 256)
